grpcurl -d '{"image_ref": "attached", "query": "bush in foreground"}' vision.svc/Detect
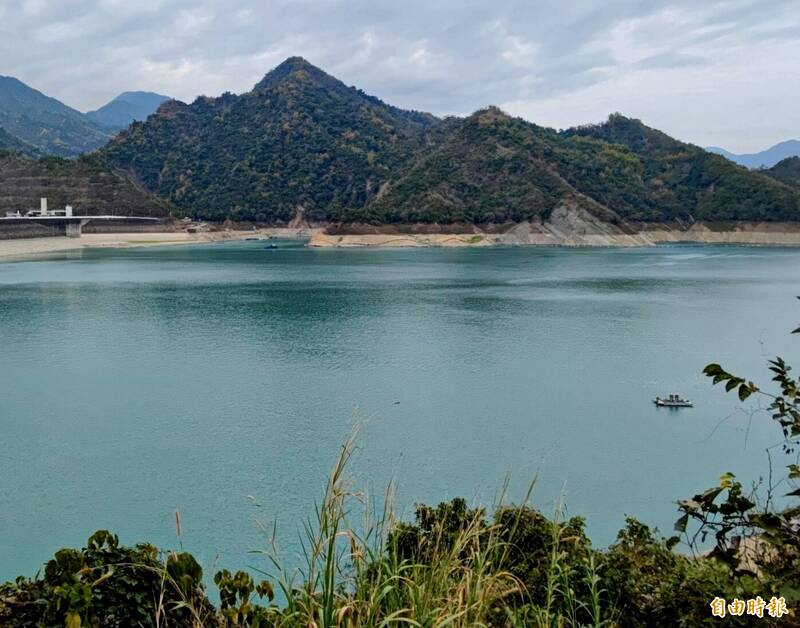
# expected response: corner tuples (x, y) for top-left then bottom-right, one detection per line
(0, 496), (786, 627)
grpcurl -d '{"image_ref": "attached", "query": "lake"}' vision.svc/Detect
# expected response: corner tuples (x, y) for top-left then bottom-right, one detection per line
(1, 241), (798, 582)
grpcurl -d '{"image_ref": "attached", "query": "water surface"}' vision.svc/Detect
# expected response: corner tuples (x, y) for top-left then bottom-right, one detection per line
(1, 242), (798, 580)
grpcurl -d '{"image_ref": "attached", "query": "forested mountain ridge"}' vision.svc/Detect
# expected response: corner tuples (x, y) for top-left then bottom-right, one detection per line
(100, 58), (800, 225)
(350, 107), (613, 224)
(102, 57), (441, 222)
(560, 114), (800, 221)
(766, 156), (800, 189)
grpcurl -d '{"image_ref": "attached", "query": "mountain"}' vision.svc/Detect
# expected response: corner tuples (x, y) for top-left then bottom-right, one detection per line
(562, 115), (799, 221)
(86, 91), (171, 131)
(358, 111), (800, 224)
(352, 108), (612, 224)
(103, 57), (439, 222)
(766, 156), (800, 188)
(102, 58), (800, 225)
(706, 140), (800, 169)
(0, 76), (111, 157)
(0, 153), (172, 217)
(0, 127), (40, 157)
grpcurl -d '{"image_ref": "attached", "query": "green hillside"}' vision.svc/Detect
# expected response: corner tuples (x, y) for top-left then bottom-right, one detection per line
(351, 108), (609, 224)
(563, 114), (800, 221)
(358, 111), (800, 224)
(101, 59), (800, 225)
(766, 156), (800, 189)
(0, 127), (40, 157)
(102, 57), (439, 223)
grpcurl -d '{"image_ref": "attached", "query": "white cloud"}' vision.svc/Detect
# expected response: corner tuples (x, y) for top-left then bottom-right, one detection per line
(0, 0), (796, 151)
(502, 1), (800, 151)
(173, 7), (214, 37)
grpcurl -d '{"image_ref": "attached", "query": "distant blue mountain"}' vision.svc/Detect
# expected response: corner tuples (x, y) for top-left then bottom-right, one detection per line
(0, 75), (111, 157)
(706, 140), (800, 169)
(0, 77), (171, 156)
(86, 91), (170, 131)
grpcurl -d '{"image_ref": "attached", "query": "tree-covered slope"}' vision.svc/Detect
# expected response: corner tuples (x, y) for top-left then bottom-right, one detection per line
(0, 127), (40, 157)
(352, 108), (610, 224)
(358, 111), (800, 224)
(100, 58), (800, 225)
(102, 57), (439, 222)
(766, 156), (800, 189)
(0, 76), (111, 157)
(0, 153), (171, 216)
(562, 114), (800, 221)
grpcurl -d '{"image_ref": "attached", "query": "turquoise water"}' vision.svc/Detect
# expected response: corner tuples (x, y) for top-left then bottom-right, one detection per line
(1, 241), (798, 582)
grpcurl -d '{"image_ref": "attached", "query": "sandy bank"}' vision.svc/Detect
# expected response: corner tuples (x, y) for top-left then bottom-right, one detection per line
(308, 207), (800, 248)
(0, 228), (318, 261)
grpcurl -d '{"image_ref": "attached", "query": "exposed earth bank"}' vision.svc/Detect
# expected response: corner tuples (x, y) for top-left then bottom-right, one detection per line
(308, 206), (800, 248)
(4, 207), (800, 261)
(0, 228), (317, 260)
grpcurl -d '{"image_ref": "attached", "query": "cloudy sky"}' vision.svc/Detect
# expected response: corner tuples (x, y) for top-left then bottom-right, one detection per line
(0, 0), (797, 152)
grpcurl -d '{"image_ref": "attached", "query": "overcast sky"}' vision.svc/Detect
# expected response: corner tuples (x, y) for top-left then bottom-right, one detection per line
(0, 0), (797, 152)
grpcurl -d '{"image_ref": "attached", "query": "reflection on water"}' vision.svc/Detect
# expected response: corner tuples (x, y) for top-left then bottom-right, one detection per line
(0, 241), (799, 581)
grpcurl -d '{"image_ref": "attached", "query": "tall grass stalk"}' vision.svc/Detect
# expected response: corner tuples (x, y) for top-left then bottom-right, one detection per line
(252, 426), (538, 626)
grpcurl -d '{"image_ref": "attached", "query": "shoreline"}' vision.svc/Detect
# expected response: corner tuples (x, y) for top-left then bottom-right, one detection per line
(307, 229), (800, 248)
(5, 219), (800, 260)
(308, 209), (800, 248)
(0, 228), (318, 261)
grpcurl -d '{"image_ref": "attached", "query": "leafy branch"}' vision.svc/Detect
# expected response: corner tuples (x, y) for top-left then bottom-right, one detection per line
(676, 298), (800, 591)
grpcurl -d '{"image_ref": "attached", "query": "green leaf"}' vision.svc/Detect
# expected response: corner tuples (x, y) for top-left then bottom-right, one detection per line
(749, 512), (782, 534)
(725, 378), (742, 392)
(674, 513), (689, 532)
(738, 384), (753, 401)
(703, 363), (723, 376)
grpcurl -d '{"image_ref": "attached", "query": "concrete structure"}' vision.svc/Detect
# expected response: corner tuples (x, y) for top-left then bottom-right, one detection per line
(0, 198), (161, 237)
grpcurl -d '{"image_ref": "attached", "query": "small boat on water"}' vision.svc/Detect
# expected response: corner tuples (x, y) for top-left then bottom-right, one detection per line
(654, 394), (693, 408)
(265, 243), (278, 249)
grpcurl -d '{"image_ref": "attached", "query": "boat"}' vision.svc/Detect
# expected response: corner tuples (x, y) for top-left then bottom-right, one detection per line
(654, 394), (693, 407)
(265, 243), (278, 249)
